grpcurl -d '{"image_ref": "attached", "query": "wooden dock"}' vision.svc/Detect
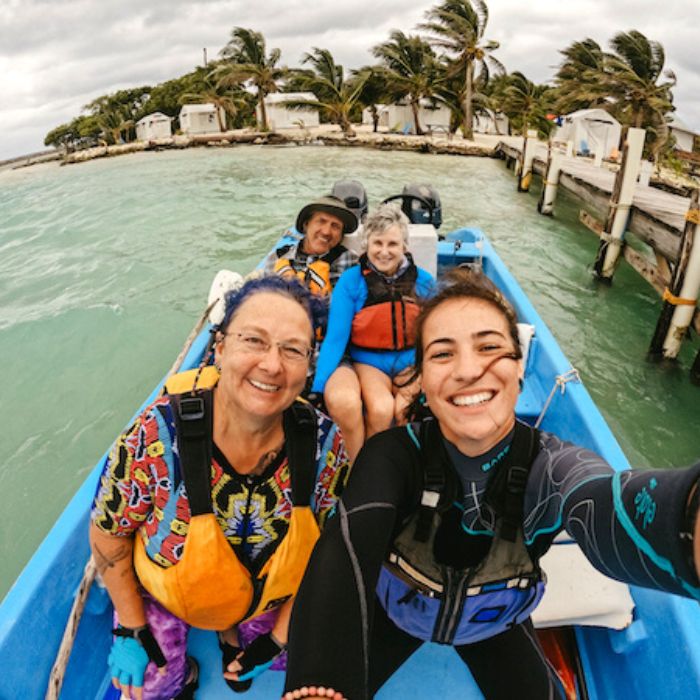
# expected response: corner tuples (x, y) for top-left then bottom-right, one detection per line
(497, 137), (700, 373)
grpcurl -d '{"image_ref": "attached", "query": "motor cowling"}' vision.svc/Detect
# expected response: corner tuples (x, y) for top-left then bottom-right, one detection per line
(331, 180), (368, 228)
(401, 184), (442, 229)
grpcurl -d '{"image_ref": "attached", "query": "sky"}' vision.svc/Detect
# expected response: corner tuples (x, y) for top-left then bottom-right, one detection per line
(1, 0), (698, 161)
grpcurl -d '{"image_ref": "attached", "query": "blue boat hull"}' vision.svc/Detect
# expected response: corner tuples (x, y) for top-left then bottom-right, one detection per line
(2, 229), (699, 699)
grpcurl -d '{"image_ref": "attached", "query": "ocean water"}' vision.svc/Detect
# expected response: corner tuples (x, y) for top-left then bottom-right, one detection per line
(0, 145), (698, 598)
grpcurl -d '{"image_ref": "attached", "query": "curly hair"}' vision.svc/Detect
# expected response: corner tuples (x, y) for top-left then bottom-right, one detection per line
(220, 275), (327, 344)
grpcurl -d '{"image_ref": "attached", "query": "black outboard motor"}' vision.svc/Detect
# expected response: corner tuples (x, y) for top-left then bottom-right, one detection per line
(331, 180), (368, 228)
(401, 184), (442, 229)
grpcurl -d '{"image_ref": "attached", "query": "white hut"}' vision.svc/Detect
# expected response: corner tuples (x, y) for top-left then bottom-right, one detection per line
(178, 104), (225, 135)
(554, 109), (622, 158)
(669, 117), (697, 152)
(361, 100), (450, 134)
(135, 112), (173, 141)
(258, 93), (320, 130)
(473, 111), (509, 135)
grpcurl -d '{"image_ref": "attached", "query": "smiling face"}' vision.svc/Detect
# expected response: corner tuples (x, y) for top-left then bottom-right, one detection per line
(366, 224), (407, 276)
(302, 211), (345, 255)
(214, 292), (312, 423)
(420, 297), (523, 456)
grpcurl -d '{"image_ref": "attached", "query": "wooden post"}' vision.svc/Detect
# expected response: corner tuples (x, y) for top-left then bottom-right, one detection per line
(592, 127), (645, 281)
(565, 140), (573, 157)
(648, 189), (700, 360)
(518, 130), (538, 192)
(538, 150), (563, 216)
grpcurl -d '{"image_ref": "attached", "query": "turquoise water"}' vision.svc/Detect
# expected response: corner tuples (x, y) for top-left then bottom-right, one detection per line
(1, 146), (698, 598)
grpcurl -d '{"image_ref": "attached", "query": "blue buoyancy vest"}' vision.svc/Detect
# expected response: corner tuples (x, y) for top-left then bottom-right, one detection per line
(377, 419), (545, 645)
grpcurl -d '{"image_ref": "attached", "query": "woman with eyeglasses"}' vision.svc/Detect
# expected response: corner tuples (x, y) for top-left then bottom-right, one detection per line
(90, 276), (351, 700)
(284, 268), (700, 700)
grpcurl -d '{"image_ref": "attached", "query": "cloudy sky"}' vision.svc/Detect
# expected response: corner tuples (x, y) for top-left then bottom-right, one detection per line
(1, 0), (698, 161)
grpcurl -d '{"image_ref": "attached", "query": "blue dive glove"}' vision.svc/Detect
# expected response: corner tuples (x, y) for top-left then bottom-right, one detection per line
(109, 624), (166, 689)
(235, 632), (285, 681)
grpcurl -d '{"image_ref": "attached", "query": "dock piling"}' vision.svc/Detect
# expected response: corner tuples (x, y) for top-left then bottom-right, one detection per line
(538, 151), (563, 216)
(648, 189), (700, 360)
(592, 128), (645, 281)
(517, 131), (538, 192)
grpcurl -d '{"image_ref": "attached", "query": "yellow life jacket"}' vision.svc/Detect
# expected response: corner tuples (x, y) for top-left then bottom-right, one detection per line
(272, 244), (346, 297)
(134, 367), (320, 630)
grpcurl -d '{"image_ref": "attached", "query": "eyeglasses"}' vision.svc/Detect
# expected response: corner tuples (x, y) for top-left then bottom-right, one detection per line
(225, 332), (312, 363)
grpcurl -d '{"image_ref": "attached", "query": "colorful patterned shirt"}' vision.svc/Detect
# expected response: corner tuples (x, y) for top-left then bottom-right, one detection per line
(91, 395), (351, 571)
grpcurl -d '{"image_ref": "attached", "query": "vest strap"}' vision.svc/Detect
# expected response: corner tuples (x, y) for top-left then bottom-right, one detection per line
(171, 391), (214, 516)
(284, 401), (318, 507)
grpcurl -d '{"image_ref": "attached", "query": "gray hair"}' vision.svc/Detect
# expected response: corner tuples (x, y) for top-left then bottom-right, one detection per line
(361, 203), (409, 251)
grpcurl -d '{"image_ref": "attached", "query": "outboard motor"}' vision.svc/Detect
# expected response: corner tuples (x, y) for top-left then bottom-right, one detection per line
(401, 184), (442, 230)
(331, 180), (368, 228)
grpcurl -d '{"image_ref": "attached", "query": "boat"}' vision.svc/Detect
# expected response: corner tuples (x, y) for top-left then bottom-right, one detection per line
(2, 188), (700, 699)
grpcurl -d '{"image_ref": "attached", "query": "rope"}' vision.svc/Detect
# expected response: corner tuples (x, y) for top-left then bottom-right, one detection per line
(686, 208), (700, 225)
(45, 558), (97, 700)
(599, 232), (624, 246)
(45, 299), (216, 699)
(662, 287), (697, 307)
(535, 369), (581, 429)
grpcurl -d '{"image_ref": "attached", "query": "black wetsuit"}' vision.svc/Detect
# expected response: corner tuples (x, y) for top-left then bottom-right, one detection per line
(285, 422), (700, 700)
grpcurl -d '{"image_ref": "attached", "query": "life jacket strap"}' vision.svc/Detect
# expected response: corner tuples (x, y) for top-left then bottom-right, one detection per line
(171, 391), (214, 517)
(414, 419), (449, 543)
(283, 401), (318, 507)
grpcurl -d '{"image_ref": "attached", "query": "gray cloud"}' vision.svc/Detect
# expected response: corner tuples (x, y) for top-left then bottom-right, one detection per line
(1, 0), (698, 160)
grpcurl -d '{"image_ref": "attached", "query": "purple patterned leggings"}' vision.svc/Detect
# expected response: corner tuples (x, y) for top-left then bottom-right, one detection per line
(112, 593), (286, 699)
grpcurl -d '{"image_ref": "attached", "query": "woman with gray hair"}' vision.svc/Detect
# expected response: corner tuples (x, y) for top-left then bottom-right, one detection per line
(310, 204), (435, 459)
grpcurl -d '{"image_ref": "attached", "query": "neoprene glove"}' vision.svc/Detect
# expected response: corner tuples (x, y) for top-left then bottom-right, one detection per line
(109, 624), (166, 689)
(235, 632), (285, 681)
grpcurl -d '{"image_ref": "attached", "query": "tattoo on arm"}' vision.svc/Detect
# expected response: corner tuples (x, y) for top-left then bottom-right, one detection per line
(93, 542), (132, 575)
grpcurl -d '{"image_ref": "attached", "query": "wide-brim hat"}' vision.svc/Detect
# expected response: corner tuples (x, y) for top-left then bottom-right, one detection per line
(296, 195), (359, 235)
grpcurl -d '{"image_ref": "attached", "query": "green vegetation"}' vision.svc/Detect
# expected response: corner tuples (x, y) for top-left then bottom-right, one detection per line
(44, 0), (687, 166)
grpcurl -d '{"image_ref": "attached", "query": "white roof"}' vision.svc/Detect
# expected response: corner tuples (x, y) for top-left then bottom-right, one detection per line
(564, 108), (620, 126)
(136, 112), (172, 126)
(265, 92), (317, 104)
(669, 116), (696, 135)
(179, 103), (219, 115)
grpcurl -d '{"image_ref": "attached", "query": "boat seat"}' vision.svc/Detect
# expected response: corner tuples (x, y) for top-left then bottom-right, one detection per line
(533, 534), (635, 630)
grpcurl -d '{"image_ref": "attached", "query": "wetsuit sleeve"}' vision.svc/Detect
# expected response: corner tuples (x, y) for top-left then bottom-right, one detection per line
(525, 433), (700, 600)
(311, 268), (361, 394)
(285, 428), (419, 700)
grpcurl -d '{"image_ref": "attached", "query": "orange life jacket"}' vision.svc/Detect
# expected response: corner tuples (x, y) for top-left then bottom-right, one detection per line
(133, 368), (320, 630)
(350, 254), (420, 351)
(272, 243), (346, 297)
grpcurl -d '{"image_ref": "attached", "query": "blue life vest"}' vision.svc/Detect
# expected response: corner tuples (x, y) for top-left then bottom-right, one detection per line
(377, 419), (545, 645)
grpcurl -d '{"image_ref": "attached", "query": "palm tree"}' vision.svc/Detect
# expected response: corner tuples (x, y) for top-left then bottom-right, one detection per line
(352, 65), (392, 132)
(553, 38), (608, 115)
(288, 48), (367, 136)
(217, 27), (286, 131)
(97, 108), (134, 145)
(372, 31), (441, 135)
(604, 30), (675, 130)
(497, 72), (555, 138)
(421, 0), (503, 139)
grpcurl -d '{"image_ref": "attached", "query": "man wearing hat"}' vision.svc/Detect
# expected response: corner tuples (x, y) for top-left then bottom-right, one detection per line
(262, 195), (359, 297)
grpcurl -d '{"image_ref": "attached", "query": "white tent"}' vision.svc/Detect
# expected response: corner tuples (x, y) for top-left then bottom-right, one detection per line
(554, 109), (621, 158)
(178, 104), (225, 135)
(259, 93), (320, 130)
(135, 112), (173, 141)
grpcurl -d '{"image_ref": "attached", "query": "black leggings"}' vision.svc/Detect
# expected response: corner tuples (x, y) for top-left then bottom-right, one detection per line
(369, 602), (565, 700)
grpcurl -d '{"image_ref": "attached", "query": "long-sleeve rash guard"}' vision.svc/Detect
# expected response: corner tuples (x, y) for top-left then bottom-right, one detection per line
(311, 264), (435, 394)
(285, 423), (700, 698)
